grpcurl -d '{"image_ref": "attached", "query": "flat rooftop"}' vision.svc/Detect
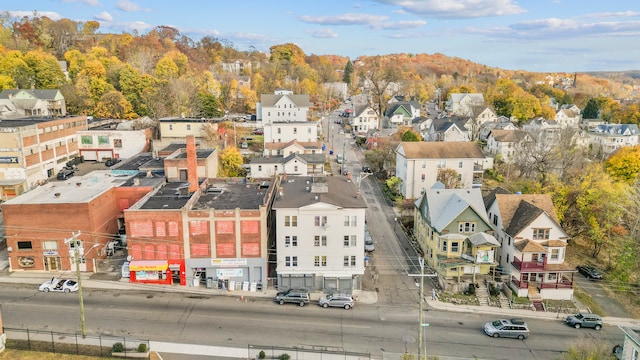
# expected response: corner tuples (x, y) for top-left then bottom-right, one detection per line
(174, 149), (216, 159)
(272, 175), (366, 209)
(193, 181), (270, 210)
(138, 182), (193, 210)
(0, 115), (84, 128)
(2, 171), (132, 205)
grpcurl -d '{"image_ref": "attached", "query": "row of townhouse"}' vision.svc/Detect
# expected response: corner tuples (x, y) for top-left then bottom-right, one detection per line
(414, 186), (575, 302)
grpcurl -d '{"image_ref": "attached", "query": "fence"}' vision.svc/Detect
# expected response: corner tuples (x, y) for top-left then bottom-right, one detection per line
(248, 344), (370, 360)
(3, 327), (150, 358)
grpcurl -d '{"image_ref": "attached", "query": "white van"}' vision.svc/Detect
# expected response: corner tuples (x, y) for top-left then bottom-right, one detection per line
(336, 154), (344, 164)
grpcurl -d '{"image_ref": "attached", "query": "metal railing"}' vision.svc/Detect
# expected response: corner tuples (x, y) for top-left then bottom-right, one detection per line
(3, 327), (150, 358)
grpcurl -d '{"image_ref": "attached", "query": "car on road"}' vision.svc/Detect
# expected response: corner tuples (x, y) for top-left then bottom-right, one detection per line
(318, 294), (354, 309)
(274, 288), (310, 307)
(336, 154), (344, 164)
(576, 265), (603, 280)
(362, 166), (373, 174)
(483, 318), (529, 339)
(364, 228), (374, 252)
(565, 313), (603, 330)
(39, 278), (78, 293)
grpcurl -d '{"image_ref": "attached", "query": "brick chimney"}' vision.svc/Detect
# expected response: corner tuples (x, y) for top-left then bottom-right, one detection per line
(186, 135), (198, 193)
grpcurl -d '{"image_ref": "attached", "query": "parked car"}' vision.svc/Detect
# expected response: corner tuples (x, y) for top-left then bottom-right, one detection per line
(576, 265), (603, 280)
(336, 154), (344, 164)
(105, 158), (121, 167)
(56, 168), (74, 180)
(241, 142), (248, 149)
(39, 278), (78, 293)
(483, 318), (529, 339)
(566, 313), (603, 330)
(318, 294), (354, 309)
(364, 228), (374, 252)
(274, 288), (310, 307)
(252, 129), (264, 135)
(362, 166), (373, 174)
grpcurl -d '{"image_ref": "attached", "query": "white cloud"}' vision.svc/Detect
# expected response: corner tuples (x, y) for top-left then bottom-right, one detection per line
(475, 18), (640, 40)
(9, 11), (63, 21)
(116, 0), (150, 12)
(375, 20), (427, 30)
(94, 11), (113, 22)
(306, 29), (339, 38)
(372, 0), (525, 18)
(583, 11), (640, 19)
(299, 13), (388, 26)
(61, 0), (100, 6)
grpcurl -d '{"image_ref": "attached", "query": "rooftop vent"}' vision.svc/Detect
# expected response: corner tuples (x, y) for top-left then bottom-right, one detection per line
(207, 187), (224, 194)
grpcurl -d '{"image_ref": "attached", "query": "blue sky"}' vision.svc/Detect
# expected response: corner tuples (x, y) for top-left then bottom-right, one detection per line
(8, 0), (640, 72)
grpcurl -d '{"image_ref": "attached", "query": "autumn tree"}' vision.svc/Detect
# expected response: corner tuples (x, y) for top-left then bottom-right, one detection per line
(605, 145), (640, 184)
(437, 168), (463, 189)
(401, 129), (421, 141)
(358, 56), (399, 119)
(94, 90), (137, 119)
(569, 164), (631, 258)
(218, 146), (243, 177)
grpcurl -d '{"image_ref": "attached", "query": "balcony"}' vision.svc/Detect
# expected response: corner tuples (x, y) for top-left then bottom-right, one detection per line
(512, 257), (545, 271)
(473, 164), (483, 172)
(540, 279), (573, 289)
(511, 276), (529, 289)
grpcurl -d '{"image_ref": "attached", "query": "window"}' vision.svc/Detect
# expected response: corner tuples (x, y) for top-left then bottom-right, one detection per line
(294, 166), (298, 172)
(114, 139), (122, 148)
(548, 273), (557, 280)
(293, 128), (297, 134)
(441, 240), (447, 252)
(292, 256), (298, 267)
(81, 135), (93, 145)
(258, 165), (262, 171)
(459, 161), (463, 169)
(344, 256), (356, 267)
(186, 124), (191, 130)
(285, 216), (290, 227)
(315, 216), (327, 226)
(458, 222), (476, 233)
(314, 235), (320, 246)
(169, 124), (173, 131)
(291, 216), (297, 226)
(315, 256), (320, 267)
(493, 214), (498, 225)
(98, 136), (109, 145)
(321, 235), (327, 246)
(344, 216), (349, 226)
(344, 236), (350, 247)
(285, 256), (291, 266)
(285, 236), (291, 247)
(351, 216), (357, 227)
(437, 160), (446, 168)
(344, 256), (349, 266)
(292, 236), (297, 247)
(422, 160), (426, 168)
(451, 242), (459, 252)
(43, 241), (58, 250)
(522, 273), (529, 281)
(285, 215), (297, 227)
(17, 241), (33, 250)
(351, 256), (356, 266)
(277, 128), (281, 134)
(421, 173), (425, 181)
(532, 228), (550, 240)
(551, 248), (559, 260)
(321, 256), (327, 266)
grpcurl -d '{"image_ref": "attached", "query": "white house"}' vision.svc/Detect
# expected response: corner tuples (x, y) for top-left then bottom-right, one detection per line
(259, 90), (311, 125)
(0, 89), (66, 119)
(485, 190), (575, 301)
(424, 117), (470, 142)
(264, 139), (323, 157)
(554, 108), (581, 128)
(352, 104), (380, 134)
(588, 124), (640, 156)
(447, 93), (485, 117)
(272, 175), (367, 293)
(384, 100), (421, 128)
(395, 142), (487, 199)
(263, 122), (318, 147)
(78, 128), (151, 161)
(617, 326), (640, 360)
(249, 154), (325, 178)
(485, 129), (529, 163)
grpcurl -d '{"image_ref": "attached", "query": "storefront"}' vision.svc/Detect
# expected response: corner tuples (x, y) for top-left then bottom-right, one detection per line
(186, 257), (266, 291)
(129, 260), (186, 285)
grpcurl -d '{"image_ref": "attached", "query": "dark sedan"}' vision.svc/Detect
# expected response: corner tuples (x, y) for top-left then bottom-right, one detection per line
(576, 265), (603, 280)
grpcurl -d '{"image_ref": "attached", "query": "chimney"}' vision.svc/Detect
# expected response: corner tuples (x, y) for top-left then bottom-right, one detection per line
(186, 135), (198, 193)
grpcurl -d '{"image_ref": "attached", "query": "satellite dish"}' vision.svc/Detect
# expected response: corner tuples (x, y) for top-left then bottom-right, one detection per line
(126, 255), (133, 262)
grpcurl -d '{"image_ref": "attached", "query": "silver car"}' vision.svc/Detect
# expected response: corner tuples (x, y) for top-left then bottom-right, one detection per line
(318, 294), (354, 309)
(483, 318), (529, 339)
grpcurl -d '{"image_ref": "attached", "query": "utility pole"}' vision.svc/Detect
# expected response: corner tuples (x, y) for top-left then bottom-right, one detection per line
(67, 232), (86, 338)
(341, 140), (346, 176)
(408, 257), (438, 360)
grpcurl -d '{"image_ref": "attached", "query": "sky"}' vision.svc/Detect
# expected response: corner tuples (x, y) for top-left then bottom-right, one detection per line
(7, 0), (640, 72)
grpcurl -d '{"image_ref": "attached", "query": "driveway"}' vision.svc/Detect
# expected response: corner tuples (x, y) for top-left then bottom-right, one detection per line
(573, 272), (632, 318)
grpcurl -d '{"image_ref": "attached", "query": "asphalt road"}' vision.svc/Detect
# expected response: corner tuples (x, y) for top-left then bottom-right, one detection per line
(0, 284), (625, 360)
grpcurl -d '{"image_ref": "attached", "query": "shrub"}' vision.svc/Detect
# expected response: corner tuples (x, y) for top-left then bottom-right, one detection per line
(112, 342), (124, 353)
(259, 350), (266, 359)
(279, 354), (290, 360)
(138, 343), (148, 352)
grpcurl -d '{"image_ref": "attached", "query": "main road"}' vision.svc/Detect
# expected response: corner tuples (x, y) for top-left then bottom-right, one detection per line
(0, 284), (623, 359)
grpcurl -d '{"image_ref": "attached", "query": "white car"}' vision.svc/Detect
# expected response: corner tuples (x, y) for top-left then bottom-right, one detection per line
(39, 278), (79, 293)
